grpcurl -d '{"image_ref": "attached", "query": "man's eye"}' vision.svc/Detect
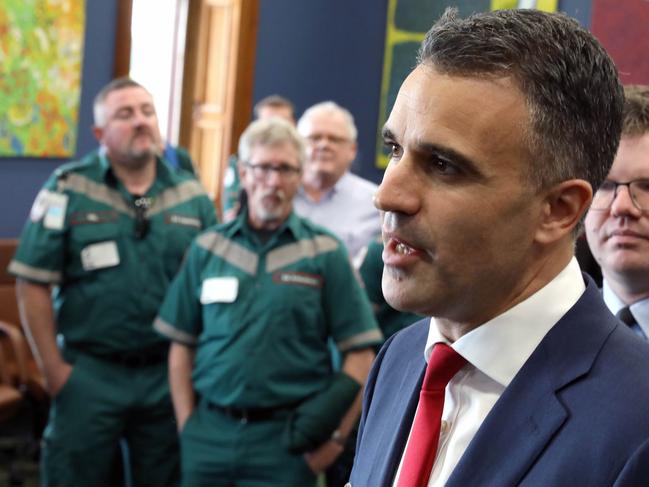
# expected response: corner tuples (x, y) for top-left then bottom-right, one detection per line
(430, 156), (459, 176)
(115, 110), (132, 120)
(384, 142), (402, 159)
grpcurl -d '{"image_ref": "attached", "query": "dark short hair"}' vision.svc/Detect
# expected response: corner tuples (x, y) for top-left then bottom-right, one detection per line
(418, 8), (624, 191)
(622, 85), (649, 137)
(253, 95), (295, 119)
(93, 77), (149, 126)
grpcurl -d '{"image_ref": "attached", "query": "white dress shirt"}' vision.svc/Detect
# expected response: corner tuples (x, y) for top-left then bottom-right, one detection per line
(602, 280), (649, 338)
(293, 172), (380, 261)
(393, 258), (585, 487)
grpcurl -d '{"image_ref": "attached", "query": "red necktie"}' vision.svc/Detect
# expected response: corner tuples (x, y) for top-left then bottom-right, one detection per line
(397, 343), (467, 487)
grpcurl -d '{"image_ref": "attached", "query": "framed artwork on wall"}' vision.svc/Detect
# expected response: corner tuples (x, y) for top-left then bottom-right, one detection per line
(0, 0), (86, 157)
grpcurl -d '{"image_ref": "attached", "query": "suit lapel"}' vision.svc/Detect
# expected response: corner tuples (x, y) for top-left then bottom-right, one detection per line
(371, 355), (425, 487)
(447, 278), (615, 486)
(362, 320), (429, 487)
(446, 367), (568, 486)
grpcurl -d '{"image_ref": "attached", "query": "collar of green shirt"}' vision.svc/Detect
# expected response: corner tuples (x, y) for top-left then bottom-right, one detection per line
(227, 210), (303, 246)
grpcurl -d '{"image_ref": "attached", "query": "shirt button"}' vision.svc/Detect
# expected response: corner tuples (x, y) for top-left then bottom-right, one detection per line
(440, 420), (450, 436)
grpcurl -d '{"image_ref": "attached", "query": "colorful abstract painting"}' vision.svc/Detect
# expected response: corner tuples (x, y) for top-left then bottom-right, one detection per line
(0, 0), (85, 157)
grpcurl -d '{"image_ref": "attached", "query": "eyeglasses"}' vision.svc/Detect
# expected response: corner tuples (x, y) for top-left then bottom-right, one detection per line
(246, 163), (301, 180)
(133, 196), (151, 239)
(590, 179), (649, 211)
(305, 133), (351, 145)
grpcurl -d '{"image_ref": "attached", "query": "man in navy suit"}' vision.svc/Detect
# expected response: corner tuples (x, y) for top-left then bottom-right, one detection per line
(349, 8), (649, 487)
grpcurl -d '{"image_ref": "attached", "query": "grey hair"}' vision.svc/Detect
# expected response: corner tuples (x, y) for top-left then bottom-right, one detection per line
(238, 117), (306, 166)
(93, 77), (149, 127)
(297, 101), (358, 141)
(418, 8), (624, 192)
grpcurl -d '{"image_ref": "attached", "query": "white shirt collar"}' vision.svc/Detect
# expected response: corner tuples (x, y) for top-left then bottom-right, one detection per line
(425, 257), (585, 387)
(603, 280), (649, 334)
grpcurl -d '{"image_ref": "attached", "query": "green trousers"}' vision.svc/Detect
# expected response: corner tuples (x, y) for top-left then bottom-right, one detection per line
(180, 401), (317, 487)
(41, 352), (179, 487)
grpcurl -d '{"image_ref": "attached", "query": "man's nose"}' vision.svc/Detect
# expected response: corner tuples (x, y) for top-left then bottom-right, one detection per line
(610, 185), (641, 218)
(374, 157), (420, 216)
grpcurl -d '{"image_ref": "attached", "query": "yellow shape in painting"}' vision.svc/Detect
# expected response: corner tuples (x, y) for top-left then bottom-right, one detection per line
(491, 0), (557, 11)
(8, 103), (34, 127)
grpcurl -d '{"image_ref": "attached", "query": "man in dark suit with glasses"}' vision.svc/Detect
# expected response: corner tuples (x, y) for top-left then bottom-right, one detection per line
(586, 85), (649, 339)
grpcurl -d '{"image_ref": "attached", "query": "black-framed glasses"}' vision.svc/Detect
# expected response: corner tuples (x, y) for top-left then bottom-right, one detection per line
(133, 196), (151, 239)
(245, 163), (301, 180)
(305, 133), (351, 145)
(591, 179), (649, 211)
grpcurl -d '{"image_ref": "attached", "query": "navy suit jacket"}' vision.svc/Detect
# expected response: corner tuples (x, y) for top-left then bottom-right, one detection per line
(350, 276), (649, 486)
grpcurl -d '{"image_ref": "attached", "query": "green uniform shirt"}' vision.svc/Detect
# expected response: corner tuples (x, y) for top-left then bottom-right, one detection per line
(359, 238), (422, 341)
(155, 212), (382, 408)
(9, 151), (217, 355)
(221, 153), (241, 215)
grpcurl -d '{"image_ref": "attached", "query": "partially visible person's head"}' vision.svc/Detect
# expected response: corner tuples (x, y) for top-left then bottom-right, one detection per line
(585, 85), (649, 302)
(92, 77), (162, 167)
(238, 118), (305, 230)
(375, 8), (623, 328)
(254, 95), (295, 124)
(297, 101), (358, 188)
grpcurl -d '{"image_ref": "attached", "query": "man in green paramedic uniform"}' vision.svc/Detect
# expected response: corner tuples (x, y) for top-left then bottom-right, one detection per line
(155, 118), (382, 486)
(8, 77), (217, 487)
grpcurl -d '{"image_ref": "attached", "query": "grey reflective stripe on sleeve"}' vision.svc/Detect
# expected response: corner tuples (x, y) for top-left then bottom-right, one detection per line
(57, 173), (133, 215)
(8, 260), (62, 284)
(336, 329), (384, 352)
(196, 232), (258, 276)
(266, 235), (339, 272)
(153, 317), (198, 345)
(148, 180), (209, 217)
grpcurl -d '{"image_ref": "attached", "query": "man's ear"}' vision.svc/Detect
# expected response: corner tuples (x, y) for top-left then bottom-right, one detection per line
(534, 179), (592, 244)
(91, 125), (103, 143)
(237, 160), (247, 182)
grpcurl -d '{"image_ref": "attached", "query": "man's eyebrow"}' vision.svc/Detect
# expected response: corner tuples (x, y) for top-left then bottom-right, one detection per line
(381, 126), (397, 141)
(382, 126), (482, 177)
(420, 142), (480, 172)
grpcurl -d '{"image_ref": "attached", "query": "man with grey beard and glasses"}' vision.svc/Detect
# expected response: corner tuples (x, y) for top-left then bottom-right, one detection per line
(155, 117), (382, 486)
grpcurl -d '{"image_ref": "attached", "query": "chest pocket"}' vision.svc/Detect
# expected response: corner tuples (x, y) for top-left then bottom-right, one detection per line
(271, 270), (325, 339)
(67, 211), (122, 276)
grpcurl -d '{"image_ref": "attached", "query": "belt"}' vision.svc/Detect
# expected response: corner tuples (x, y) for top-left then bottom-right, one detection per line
(206, 402), (294, 423)
(96, 348), (168, 368)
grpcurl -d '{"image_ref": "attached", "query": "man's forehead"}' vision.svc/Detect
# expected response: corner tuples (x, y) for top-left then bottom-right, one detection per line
(303, 111), (348, 134)
(250, 142), (299, 163)
(388, 66), (526, 134)
(104, 86), (154, 108)
(610, 133), (649, 177)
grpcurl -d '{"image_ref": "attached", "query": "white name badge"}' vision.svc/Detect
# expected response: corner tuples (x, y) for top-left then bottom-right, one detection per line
(43, 192), (68, 230)
(200, 277), (239, 304)
(81, 241), (120, 271)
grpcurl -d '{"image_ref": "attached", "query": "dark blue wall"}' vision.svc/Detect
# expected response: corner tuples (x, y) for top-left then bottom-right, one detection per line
(0, 1), (118, 238)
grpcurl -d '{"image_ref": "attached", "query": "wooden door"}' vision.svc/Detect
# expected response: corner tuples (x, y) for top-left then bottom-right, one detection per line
(179, 0), (258, 211)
